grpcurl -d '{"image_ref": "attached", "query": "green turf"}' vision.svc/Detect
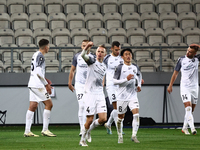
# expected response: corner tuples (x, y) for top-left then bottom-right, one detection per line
(0, 125), (199, 150)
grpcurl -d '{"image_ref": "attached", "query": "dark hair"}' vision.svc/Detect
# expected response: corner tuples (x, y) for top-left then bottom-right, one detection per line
(189, 44), (200, 52)
(82, 39), (89, 43)
(38, 39), (49, 48)
(112, 41), (120, 48)
(120, 48), (133, 56)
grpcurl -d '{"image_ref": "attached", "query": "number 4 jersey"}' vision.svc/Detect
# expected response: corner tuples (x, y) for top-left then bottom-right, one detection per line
(28, 51), (46, 88)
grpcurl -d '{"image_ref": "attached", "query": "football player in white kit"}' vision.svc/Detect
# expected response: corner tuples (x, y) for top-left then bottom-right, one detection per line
(113, 48), (142, 144)
(79, 42), (107, 147)
(24, 39), (56, 137)
(68, 40), (95, 136)
(103, 41), (124, 134)
(167, 44), (200, 135)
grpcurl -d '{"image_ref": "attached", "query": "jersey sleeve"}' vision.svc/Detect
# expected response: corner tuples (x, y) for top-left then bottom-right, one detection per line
(36, 53), (45, 67)
(72, 53), (79, 67)
(195, 54), (200, 61)
(174, 57), (183, 71)
(135, 64), (142, 87)
(103, 54), (111, 68)
(86, 55), (96, 65)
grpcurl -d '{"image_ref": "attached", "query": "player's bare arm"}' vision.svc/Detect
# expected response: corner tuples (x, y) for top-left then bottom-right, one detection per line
(45, 78), (52, 85)
(167, 70), (179, 94)
(68, 65), (76, 92)
(45, 84), (53, 95)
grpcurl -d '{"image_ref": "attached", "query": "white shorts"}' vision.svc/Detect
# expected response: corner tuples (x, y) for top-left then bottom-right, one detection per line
(75, 88), (85, 102)
(29, 87), (51, 103)
(180, 87), (198, 104)
(83, 92), (107, 116)
(117, 98), (139, 114)
(106, 86), (117, 104)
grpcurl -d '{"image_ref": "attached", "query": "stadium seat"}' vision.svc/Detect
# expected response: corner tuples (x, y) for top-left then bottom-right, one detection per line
(71, 28), (89, 46)
(26, 0), (44, 14)
(4, 59), (23, 73)
(1, 44), (19, 62)
(33, 28), (52, 45)
(134, 49), (152, 62)
(174, 0), (192, 14)
(171, 42), (187, 61)
(104, 12), (122, 30)
(183, 27), (200, 45)
(15, 28), (33, 46)
(85, 12), (104, 30)
(146, 27), (165, 46)
(165, 27), (183, 45)
(52, 28), (70, 46)
(141, 12), (159, 30)
(155, 0), (174, 13)
(197, 13), (200, 28)
(66, 12), (85, 30)
(58, 43), (75, 58)
(100, 0), (118, 14)
(44, 0), (63, 14)
(20, 43), (37, 62)
(89, 28), (108, 45)
(156, 58), (174, 72)
(48, 12), (67, 31)
(62, 58), (72, 73)
(22, 59), (31, 72)
(178, 12), (197, 30)
(0, 60), (4, 73)
(60, 49), (75, 61)
(132, 42), (151, 59)
(193, 0), (200, 13)
(137, 58), (156, 72)
(137, 0), (155, 14)
(122, 12), (140, 30)
(108, 27), (127, 44)
(29, 13), (48, 31)
(63, 0), (81, 14)
(7, 0), (26, 14)
(152, 43), (170, 61)
(45, 59), (60, 73)
(0, 29), (15, 46)
(118, 0), (137, 14)
(82, 0), (100, 14)
(0, 0), (7, 13)
(44, 49), (57, 61)
(159, 12), (178, 30)
(11, 13), (29, 31)
(0, 13), (11, 29)
(127, 27), (146, 45)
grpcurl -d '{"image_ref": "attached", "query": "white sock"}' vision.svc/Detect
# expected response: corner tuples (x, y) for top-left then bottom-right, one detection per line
(81, 126), (88, 142)
(107, 110), (115, 127)
(185, 106), (195, 130)
(112, 109), (118, 128)
(42, 109), (51, 132)
(78, 101), (85, 132)
(117, 118), (123, 137)
(25, 110), (34, 134)
(132, 114), (139, 137)
(88, 119), (100, 133)
(183, 116), (188, 129)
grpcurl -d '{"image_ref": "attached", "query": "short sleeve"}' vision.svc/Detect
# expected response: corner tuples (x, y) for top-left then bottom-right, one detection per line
(36, 52), (45, 67)
(174, 57), (183, 71)
(72, 53), (80, 67)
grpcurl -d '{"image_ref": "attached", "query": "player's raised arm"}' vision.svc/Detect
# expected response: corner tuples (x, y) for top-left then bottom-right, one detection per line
(81, 41), (93, 62)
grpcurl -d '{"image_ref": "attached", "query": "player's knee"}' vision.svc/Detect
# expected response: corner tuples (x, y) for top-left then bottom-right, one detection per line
(99, 117), (107, 124)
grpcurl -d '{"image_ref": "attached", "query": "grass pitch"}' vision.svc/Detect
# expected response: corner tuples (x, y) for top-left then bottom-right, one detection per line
(0, 125), (199, 150)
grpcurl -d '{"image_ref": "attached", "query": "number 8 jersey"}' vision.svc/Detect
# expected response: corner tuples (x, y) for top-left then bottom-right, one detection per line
(28, 51), (46, 88)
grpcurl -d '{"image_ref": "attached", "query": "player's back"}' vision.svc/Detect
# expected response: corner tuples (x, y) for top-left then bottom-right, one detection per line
(28, 51), (46, 88)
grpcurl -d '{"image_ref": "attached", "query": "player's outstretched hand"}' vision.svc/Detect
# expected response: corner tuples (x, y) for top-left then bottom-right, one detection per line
(127, 74), (134, 81)
(85, 41), (93, 51)
(68, 84), (75, 92)
(46, 84), (53, 95)
(167, 86), (172, 94)
(136, 86), (141, 92)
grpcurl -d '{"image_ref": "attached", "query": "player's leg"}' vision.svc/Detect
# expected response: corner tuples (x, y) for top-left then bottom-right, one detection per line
(104, 88), (116, 134)
(76, 90), (86, 136)
(116, 101), (127, 143)
(129, 99), (140, 143)
(190, 90), (198, 135)
(24, 88), (39, 137)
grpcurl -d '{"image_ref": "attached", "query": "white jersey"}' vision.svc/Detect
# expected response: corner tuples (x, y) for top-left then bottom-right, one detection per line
(113, 63), (142, 101)
(175, 54), (200, 88)
(103, 54), (123, 87)
(72, 52), (95, 88)
(28, 51), (46, 88)
(84, 55), (106, 94)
